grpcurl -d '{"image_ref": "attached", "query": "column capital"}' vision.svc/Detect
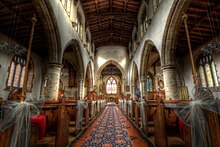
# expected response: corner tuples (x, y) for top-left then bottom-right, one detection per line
(46, 62), (63, 68)
(161, 64), (177, 70)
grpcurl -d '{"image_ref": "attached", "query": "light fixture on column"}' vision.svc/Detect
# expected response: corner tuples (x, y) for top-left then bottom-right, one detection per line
(60, 71), (69, 77)
(155, 72), (163, 78)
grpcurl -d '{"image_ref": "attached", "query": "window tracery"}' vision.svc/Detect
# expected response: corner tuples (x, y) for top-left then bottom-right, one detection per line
(7, 55), (34, 92)
(106, 77), (117, 94)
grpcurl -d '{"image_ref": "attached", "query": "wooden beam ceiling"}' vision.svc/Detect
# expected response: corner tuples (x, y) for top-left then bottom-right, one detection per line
(81, 0), (141, 49)
(176, 0), (220, 57)
(0, 0), (48, 57)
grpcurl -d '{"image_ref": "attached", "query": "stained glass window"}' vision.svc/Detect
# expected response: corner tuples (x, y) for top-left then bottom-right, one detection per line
(198, 54), (219, 88)
(199, 66), (206, 87)
(7, 55), (33, 92)
(106, 77), (117, 94)
(205, 63), (214, 87)
(146, 75), (153, 92)
(211, 62), (219, 87)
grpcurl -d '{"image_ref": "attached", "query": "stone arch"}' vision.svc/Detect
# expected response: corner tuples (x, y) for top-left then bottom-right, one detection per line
(140, 40), (158, 81)
(131, 61), (139, 97)
(161, 0), (191, 66)
(84, 61), (93, 94)
(96, 60), (125, 94)
(63, 39), (84, 80)
(32, 0), (62, 63)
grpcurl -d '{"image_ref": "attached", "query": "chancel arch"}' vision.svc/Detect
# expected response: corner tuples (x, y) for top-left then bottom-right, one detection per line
(96, 60), (125, 96)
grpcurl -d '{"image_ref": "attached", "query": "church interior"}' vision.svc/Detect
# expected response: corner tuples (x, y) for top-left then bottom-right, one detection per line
(0, 0), (219, 146)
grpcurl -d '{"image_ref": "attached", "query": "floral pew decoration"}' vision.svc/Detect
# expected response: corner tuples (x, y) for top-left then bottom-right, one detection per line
(0, 99), (44, 147)
(174, 87), (220, 147)
(76, 100), (88, 130)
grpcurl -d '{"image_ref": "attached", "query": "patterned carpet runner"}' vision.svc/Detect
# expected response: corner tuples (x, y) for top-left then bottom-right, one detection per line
(74, 105), (149, 147)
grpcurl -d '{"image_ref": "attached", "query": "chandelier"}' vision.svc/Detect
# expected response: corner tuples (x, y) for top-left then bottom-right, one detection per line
(0, 41), (26, 55)
(200, 41), (220, 54)
(60, 71), (69, 77)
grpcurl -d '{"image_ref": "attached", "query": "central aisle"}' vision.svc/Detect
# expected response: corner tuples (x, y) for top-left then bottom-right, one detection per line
(73, 104), (149, 147)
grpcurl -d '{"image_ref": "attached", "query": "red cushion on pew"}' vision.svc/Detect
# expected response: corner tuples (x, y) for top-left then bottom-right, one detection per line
(31, 115), (46, 140)
(178, 118), (186, 139)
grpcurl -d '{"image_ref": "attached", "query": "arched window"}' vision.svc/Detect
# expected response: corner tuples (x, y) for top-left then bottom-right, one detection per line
(66, 0), (71, 15)
(146, 75), (153, 92)
(60, 0), (72, 16)
(7, 55), (34, 92)
(106, 77), (117, 94)
(76, 13), (83, 39)
(197, 54), (219, 88)
(141, 6), (147, 34)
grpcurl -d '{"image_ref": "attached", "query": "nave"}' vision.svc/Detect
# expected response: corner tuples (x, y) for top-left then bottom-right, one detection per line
(73, 103), (150, 147)
(0, 0), (220, 147)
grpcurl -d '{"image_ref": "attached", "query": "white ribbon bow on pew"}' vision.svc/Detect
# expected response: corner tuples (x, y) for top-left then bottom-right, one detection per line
(118, 99), (123, 109)
(90, 100), (96, 116)
(76, 100), (88, 130)
(123, 99), (127, 113)
(0, 100), (44, 147)
(127, 100), (133, 118)
(174, 87), (220, 147)
(137, 100), (147, 128)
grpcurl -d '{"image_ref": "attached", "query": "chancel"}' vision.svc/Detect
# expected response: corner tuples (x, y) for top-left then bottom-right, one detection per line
(0, 0), (220, 147)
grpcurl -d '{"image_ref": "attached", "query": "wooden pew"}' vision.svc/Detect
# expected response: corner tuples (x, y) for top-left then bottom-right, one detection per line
(0, 100), (13, 147)
(132, 100), (136, 121)
(134, 101), (140, 127)
(203, 103), (220, 147)
(154, 100), (168, 147)
(55, 101), (69, 147)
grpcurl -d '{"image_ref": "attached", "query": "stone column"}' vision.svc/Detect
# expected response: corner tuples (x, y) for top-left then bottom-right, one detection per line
(88, 82), (93, 92)
(161, 64), (179, 100)
(44, 62), (62, 100)
(131, 86), (135, 100)
(77, 79), (84, 100)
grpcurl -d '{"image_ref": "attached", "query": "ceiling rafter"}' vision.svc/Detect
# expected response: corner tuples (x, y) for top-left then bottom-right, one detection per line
(0, 0), (48, 57)
(81, 0), (141, 48)
(176, 0), (220, 57)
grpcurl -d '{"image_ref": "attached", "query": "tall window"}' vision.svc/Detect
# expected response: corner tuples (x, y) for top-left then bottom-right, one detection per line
(106, 77), (117, 94)
(7, 55), (34, 92)
(76, 15), (82, 38)
(198, 54), (219, 88)
(146, 75), (153, 92)
(61, 0), (72, 16)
